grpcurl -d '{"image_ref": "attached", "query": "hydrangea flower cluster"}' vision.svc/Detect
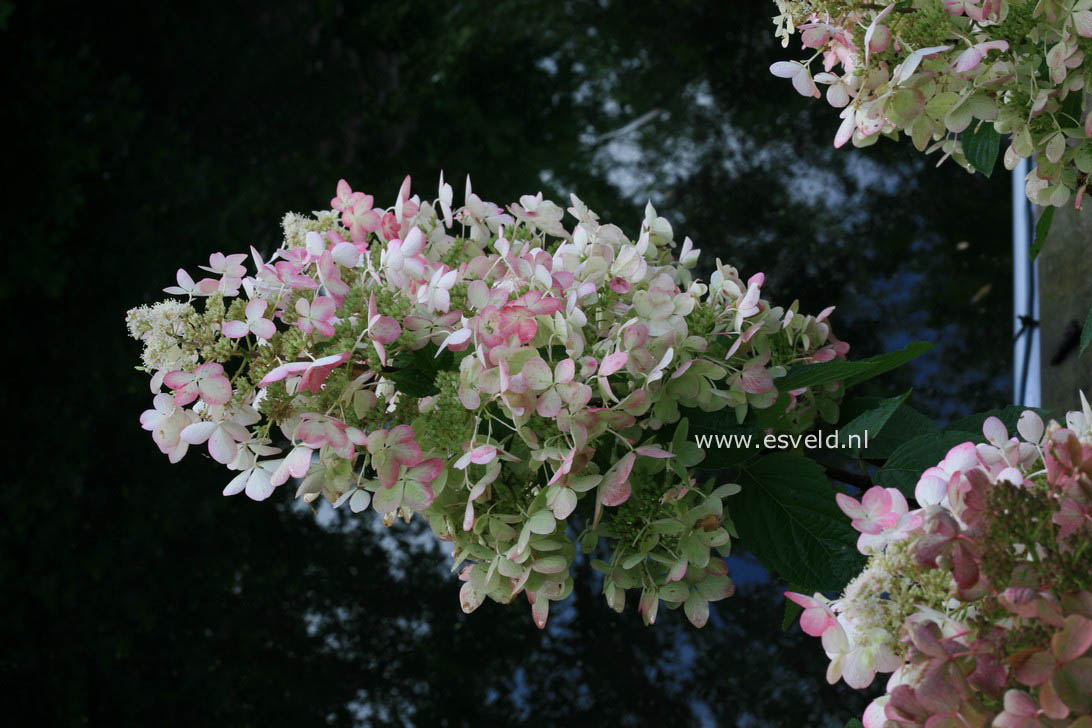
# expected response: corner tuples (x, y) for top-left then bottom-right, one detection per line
(772, 0), (1092, 208)
(788, 395), (1092, 727)
(127, 175), (848, 628)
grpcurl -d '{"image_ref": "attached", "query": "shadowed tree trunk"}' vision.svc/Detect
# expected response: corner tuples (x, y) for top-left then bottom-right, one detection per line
(1039, 206), (1092, 413)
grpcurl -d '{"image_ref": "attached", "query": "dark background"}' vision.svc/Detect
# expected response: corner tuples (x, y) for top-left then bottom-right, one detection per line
(3, 1), (1013, 725)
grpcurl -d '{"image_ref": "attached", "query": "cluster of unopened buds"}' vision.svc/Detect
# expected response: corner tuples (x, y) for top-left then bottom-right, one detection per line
(127, 174), (848, 628)
(788, 394), (1092, 727)
(772, 0), (1092, 208)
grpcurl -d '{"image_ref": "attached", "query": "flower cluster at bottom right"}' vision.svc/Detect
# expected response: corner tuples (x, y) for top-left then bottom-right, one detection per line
(789, 395), (1092, 728)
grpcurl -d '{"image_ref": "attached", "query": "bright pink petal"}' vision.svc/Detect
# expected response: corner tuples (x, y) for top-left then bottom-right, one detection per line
(800, 606), (836, 637)
(163, 370), (193, 389)
(259, 361), (309, 387)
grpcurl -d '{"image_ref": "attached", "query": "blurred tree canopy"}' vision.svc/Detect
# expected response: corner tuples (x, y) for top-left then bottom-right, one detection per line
(3, 0), (1011, 725)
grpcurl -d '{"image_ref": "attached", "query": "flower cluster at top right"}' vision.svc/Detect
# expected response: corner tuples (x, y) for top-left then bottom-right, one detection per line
(772, 0), (1092, 209)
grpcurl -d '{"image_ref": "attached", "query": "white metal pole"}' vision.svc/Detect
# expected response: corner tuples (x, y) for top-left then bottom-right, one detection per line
(1012, 158), (1041, 407)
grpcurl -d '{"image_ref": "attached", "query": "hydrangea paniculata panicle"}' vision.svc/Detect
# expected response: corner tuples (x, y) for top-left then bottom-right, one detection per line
(128, 174), (849, 628)
(771, 0), (1092, 209)
(788, 395), (1092, 727)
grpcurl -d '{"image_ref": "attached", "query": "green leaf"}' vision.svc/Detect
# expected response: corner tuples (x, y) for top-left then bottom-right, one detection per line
(384, 368), (440, 397)
(836, 389), (912, 455)
(962, 122), (1000, 177)
(676, 441), (705, 467)
(839, 397), (939, 460)
(384, 342), (454, 397)
(781, 584), (806, 632)
(876, 430), (978, 497)
(735, 452), (864, 593)
(681, 533), (710, 568)
(844, 720), (865, 728)
(778, 341), (933, 391)
(947, 405), (1058, 438)
(1061, 89), (1084, 125)
(752, 390), (792, 428)
(1081, 305), (1092, 357)
(1031, 206), (1054, 260)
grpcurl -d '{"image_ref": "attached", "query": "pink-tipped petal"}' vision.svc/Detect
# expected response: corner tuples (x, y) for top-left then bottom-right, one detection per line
(208, 427), (238, 464)
(600, 452), (636, 506)
(370, 315), (402, 344)
(199, 375), (232, 406)
(251, 319), (276, 340)
(836, 493), (866, 520)
(982, 416), (1008, 445)
(221, 320), (249, 338)
(600, 351), (629, 377)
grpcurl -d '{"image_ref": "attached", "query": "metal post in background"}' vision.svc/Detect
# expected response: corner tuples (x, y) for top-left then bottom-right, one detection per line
(1012, 158), (1041, 407)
